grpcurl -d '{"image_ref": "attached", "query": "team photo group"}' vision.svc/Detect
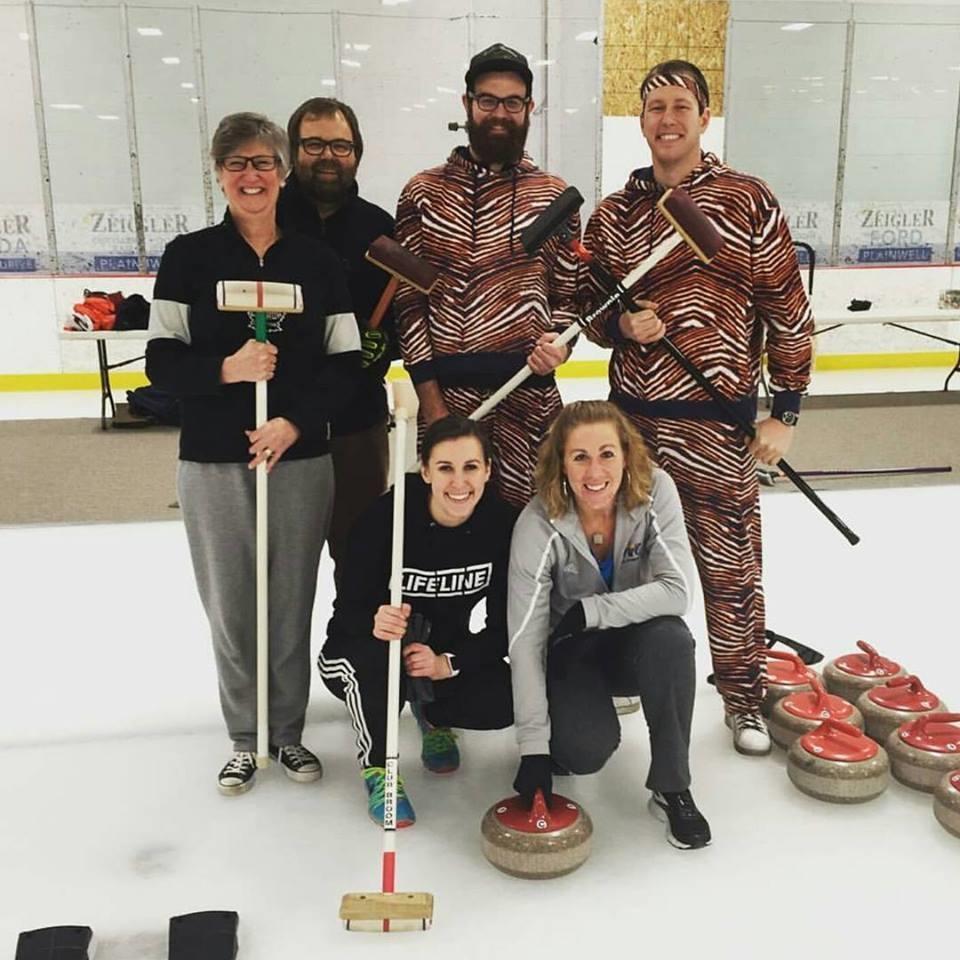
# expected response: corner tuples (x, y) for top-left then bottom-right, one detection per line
(145, 40), (814, 855)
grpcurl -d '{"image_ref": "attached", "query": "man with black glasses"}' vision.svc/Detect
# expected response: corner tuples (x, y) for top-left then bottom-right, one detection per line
(394, 43), (581, 508)
(279, 98), (396, 587)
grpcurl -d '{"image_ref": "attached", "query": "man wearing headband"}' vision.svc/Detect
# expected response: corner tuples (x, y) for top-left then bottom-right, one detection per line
(581, 60), (814, 757)
(393, 43), (580, 508)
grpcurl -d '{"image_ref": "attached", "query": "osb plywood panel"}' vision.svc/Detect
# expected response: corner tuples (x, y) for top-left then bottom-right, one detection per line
(603, 0), (728, 116)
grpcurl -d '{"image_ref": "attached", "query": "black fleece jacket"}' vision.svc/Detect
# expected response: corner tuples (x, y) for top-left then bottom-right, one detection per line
(325, 473), (518, 673)
(277, 176), (398, 435)
(146, 213), (359, 463)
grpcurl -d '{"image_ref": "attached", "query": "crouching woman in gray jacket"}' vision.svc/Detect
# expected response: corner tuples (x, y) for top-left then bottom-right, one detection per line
(508, 400), (711, 849)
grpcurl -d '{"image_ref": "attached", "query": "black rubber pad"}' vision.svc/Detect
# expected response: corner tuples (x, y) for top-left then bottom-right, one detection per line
(168, 910), (239, 960)
(15, 925), (94, 959)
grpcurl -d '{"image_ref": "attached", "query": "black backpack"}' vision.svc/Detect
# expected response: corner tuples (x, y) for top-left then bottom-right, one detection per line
(126, 385), (180, 425)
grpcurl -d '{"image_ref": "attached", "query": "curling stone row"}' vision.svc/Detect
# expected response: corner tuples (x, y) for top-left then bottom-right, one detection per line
(887, 713), (960, 792)
(823, 640), (904, 704)
(762, 649), (818, 717)
(769, 675), (863, 749)
(858, 675), (947, 743)
(933, 770), (960, 839)
(787, 719), (889, 803)
(481, 790), (593, 879)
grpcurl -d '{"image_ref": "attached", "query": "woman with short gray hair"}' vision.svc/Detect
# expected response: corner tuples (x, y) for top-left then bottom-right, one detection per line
(146, 111), (360, 796)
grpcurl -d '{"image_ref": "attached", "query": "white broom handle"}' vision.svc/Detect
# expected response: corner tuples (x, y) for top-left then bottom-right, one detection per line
(383, 408), (407, 851)
(468, 233), (685, 423)
(256, 378), (269, 767)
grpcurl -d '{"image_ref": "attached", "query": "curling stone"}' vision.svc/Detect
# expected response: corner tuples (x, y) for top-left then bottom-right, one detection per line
(768, 674), (863, 749)
(822, 640), (904, 704)
(857, 675), (947, 744)
(762, 649), (817, 717)
(933, 770), (960, 839)
(886, 712), (960, 793)
(787, 719), (889, 803)
(481, 789), (592, 879)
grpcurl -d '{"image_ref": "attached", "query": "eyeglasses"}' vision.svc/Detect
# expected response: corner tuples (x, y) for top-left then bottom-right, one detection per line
(219, 155), (280, 172)
(299, 137), (355, 157)
(468, 93), (530, 114)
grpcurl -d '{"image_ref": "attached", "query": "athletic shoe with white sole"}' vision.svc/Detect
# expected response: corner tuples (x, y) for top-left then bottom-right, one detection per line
(217, 751), (256, 796)
(648, 789), (712, 849)
(363, 766), (416, 828)
(613, 696), (641, 715)
(726, 711), (772, 756)
(269, 743), (323, 783)
(410, 700), (460, 774)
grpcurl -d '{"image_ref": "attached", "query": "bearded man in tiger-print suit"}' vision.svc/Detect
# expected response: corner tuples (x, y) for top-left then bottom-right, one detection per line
(394, 43), (581, 509)
(582, 60), (814, 757)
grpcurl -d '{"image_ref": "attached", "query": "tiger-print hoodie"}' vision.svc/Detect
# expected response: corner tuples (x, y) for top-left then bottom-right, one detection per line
(394, 146), (581, 390)
(583, 153), (814, 422)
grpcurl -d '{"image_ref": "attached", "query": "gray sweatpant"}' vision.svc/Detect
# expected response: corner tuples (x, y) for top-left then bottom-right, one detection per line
(178, 456), (333, 751)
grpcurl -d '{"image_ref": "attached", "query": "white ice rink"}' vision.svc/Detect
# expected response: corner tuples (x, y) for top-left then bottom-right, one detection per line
(2, 376), (958, 958)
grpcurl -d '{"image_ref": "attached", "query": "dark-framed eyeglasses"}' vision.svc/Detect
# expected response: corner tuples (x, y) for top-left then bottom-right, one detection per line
(468, 92), (530, 114)
(299, 137), (355, 157)
(219, 155), (280, 172)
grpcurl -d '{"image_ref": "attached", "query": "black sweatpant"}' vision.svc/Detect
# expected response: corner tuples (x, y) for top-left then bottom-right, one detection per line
(547, 616), (695, 794)
(319, 638), (513, 768)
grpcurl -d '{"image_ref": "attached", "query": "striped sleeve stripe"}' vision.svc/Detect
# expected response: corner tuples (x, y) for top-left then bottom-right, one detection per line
(324, 312), (361, 355)
(148, 299), (191, 344)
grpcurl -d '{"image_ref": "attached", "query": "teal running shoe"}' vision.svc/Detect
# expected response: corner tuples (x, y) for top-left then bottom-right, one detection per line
(410, 701), (460, 774)
(362, 766), (416, 828)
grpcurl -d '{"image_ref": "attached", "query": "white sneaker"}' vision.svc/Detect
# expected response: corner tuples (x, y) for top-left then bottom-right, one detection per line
(726, 712), (772, 756)
(613, 696), (641, 715)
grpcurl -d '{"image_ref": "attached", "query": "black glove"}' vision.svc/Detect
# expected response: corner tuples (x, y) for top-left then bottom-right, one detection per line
(513, 754), (553, 809)
(360, 327), (389, 368)
(549, 601), (585, 647)
(402, 611), (435, 704)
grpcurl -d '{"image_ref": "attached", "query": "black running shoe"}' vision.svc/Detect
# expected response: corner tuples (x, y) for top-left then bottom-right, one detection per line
(648, 789), (712, 849)
(269, 744), (323, 783)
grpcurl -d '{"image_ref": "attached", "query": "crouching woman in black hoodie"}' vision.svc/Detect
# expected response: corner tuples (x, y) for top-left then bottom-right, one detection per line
(320, 414), (517, 827)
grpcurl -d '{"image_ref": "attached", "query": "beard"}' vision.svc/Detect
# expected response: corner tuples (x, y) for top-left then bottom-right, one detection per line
(297, 159), (356, 207)
(466, 113), (529, 167)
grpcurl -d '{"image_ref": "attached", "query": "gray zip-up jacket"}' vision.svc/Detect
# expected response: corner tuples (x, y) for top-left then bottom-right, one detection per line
(507, 468), (697, 756)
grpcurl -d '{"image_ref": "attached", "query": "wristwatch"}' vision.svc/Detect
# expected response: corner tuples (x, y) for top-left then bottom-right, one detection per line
(774, 410), (799, 427)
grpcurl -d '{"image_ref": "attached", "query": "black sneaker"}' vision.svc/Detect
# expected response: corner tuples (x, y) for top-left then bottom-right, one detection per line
(269, 743), (323, 783)
(648, 789), (712, 850)
(218, 751), (256, 796)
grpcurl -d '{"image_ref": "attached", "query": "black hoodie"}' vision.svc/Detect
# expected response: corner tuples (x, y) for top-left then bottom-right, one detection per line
(325, 473), (518, 673)
(277, 175), (398, 435)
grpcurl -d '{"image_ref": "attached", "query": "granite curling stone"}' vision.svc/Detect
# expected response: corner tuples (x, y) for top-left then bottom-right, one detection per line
(769, 674), (863, 749)
(762, 649), (818, 717)
(823, 640), (904, 704)
(933, 770), (960, 839)
(481, 790), (592, 879)
(887, 713), (960, 793)
(858, 675), (947, 744)
(787, 719), (889, 803)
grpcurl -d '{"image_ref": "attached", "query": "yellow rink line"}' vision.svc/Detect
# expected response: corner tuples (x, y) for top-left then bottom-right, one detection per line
(0, 351), (955, 392)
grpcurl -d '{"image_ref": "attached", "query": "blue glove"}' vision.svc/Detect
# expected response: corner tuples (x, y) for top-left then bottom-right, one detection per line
(360, 327), (388, 368)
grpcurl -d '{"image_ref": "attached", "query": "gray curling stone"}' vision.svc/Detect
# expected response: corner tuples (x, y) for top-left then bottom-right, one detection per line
(933, 770), (960, 839)
(822, 640), (904, 704)
(762, 649), (818, 717)
(769, 674), (863, 749)
(857, 675), (947, 744)
(787, 718), (889, 803)
(887, 713), (960, 793)
(481, 790), (592, 879)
